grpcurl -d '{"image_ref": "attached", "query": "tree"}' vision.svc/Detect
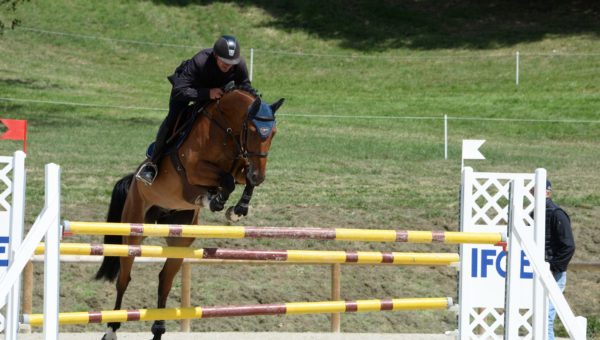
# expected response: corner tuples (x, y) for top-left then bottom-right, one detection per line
(0, 0), (29, 35)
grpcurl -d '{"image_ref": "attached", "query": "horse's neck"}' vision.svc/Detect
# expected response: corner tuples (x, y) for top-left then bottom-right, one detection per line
(212, 91), (252, 127)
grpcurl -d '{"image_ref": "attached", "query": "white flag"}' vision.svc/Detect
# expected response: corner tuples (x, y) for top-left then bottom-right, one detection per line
(462, 139), (486, 160)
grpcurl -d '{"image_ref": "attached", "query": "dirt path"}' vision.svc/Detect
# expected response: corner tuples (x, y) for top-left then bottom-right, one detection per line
(2, 332), (454, 340)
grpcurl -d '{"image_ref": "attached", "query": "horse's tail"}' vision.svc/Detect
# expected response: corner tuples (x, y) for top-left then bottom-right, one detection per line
(95, 173), (134, 282)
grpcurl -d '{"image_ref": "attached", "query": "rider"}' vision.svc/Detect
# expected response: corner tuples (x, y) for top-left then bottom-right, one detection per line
(136, 35), (252, 185)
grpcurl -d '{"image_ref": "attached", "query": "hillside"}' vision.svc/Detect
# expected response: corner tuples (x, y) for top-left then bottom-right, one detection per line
(1, 0), (599, 338)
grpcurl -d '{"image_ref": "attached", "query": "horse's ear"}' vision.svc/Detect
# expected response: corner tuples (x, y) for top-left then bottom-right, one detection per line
(249, 97), (261, 115)
(270, 98), (285, 113)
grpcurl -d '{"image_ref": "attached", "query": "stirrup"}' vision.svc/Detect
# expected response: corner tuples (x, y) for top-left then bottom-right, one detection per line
(135, 162), (158, 185)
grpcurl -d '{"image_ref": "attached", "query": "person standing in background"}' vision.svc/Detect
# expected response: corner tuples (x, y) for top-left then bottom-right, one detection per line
(544, 179), (576, 340)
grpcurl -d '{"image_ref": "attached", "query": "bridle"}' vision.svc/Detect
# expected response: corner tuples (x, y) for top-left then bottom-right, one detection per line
(202, 96), (272, 173)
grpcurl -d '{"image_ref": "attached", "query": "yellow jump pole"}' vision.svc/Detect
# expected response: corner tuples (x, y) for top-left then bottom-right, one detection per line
(34, 243), (460, 266)
(23, 297), (453, 326)
(63, 221), (504, 245)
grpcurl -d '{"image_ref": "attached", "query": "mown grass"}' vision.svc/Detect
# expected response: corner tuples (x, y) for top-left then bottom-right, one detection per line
(1, 0), (599, 337)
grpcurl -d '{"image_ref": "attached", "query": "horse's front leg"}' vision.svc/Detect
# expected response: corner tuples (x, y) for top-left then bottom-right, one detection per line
(151, 237), (195, 340)
(209, 172), (235, 212)
(226, 184), (254, 222)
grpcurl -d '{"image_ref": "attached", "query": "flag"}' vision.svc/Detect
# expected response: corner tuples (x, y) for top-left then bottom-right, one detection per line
(0, 119), (27, 152)
(462, 139), (486, 160)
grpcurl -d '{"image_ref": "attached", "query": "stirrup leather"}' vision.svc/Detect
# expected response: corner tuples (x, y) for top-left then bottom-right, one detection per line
(135, 162), (158, 185)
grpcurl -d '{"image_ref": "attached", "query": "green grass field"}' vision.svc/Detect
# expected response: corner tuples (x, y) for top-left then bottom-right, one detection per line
(1, 1), (599, 337)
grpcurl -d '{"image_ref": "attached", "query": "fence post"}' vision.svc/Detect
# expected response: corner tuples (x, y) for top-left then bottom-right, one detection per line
(249, 48), (254, 82)
(330, 264), (341, 332)
(5, 151), (26, 338)
(43, 163), (61, 340)
(533, 169), (547, 338)
(504, 179), (523, 339)
(180, 262), (192, 332)
(515, 51), (520, 85)
(444, 114), (448, 160)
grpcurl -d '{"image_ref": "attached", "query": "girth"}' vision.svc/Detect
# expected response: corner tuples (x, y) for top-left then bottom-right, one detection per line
(169, 153), (213, 206)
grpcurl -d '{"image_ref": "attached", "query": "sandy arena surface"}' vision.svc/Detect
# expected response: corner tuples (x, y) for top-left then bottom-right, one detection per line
(2, 332), (457, 340)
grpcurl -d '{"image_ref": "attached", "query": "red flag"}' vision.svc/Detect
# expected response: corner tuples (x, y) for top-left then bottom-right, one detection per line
(0, 119), (27, 152)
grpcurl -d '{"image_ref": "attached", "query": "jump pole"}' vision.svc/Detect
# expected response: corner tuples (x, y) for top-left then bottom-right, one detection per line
(63, 221), (505, 245)
(34, 243), (460, 265)
(22, 297), (453, 326)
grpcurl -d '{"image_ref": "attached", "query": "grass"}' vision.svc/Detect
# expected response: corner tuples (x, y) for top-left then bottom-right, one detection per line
(1, 0), (600, 337)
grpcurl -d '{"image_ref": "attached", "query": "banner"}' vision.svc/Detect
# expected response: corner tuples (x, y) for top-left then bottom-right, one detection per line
(0, 119), (27, 152)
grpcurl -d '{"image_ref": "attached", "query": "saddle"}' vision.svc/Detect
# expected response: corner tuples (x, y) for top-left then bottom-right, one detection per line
(145, 104), (203, 159)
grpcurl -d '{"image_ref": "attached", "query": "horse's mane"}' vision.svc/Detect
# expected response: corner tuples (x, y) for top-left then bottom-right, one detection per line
(233, 83), (260, 98)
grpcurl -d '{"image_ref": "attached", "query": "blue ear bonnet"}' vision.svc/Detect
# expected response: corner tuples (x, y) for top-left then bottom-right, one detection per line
(248, 102), (276, 140)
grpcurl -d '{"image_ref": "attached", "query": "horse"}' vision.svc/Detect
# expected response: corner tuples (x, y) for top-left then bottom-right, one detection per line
(95, 86), (284, 340)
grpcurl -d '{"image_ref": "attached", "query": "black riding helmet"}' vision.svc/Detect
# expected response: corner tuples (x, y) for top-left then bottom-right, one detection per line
(213, 35), (241, 65)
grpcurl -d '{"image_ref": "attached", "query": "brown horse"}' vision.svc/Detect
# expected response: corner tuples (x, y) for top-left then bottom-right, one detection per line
(95, 87), (284, 340)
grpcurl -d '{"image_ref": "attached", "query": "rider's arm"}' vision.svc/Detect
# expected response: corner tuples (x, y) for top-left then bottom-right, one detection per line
(168, 51), (211, 102)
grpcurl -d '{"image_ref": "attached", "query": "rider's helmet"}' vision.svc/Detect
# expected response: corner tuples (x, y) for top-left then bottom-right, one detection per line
(213, 35), (241, 65)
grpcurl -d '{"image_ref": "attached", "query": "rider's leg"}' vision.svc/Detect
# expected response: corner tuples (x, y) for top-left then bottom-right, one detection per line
(136, 98), (186, 185)
(150, 118), (172, 164)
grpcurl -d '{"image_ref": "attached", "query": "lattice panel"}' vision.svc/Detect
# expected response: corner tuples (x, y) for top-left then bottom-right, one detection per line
(0, 158), (13, 212)
(467, 307), (532, 340)
(517, 308), (534, 339)
(470, 177), (535, 229)
(468, 307), (504, 339)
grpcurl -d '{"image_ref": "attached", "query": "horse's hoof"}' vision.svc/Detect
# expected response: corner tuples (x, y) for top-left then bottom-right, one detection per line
(102, 328), (117, 340)
(226, 206), (241, 222)
(151, 321), (166, 340)
(234, 204), (249, 217)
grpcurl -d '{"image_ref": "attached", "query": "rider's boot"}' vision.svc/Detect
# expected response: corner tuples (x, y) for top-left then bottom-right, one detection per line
(135, 123), (170, 185)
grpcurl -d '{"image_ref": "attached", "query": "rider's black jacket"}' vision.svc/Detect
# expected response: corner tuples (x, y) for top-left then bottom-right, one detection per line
(167, 48), (251, 103)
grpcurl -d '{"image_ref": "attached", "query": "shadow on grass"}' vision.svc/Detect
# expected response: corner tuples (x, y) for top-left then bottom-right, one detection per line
(0, 103), (157, 127)
(0, 77), (62, 90)
(150, 0), (600, 51)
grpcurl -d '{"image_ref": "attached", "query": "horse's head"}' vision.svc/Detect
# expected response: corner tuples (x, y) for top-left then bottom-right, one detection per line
(243, 96), (284, 185)
(218, 88), (284, 186)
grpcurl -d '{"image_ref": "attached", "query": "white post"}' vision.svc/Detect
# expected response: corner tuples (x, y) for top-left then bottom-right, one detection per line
(533, 169), (547, 338)
(515, 51), (520, 85)
(444, 114), (448, 160)
(457, 166), (473, 336)
(504, 179), (524, 339)
(43, 163), (61, 340)
(249, 48), (254, 82)
(6, 151), (26, 339)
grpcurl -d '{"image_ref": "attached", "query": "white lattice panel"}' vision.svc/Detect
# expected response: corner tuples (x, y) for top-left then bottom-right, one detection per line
(0, 156), (14, 271)
(0, 156), (14, 213)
